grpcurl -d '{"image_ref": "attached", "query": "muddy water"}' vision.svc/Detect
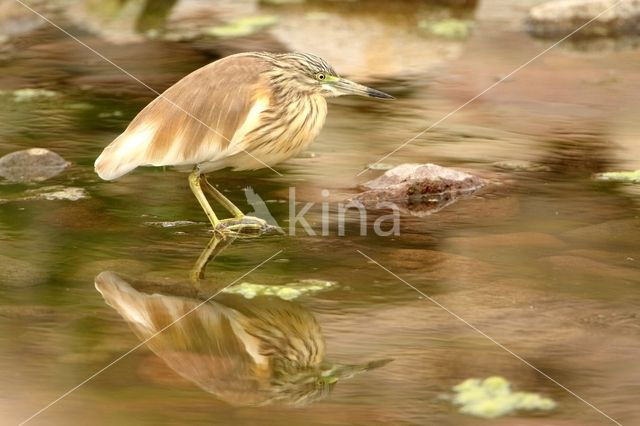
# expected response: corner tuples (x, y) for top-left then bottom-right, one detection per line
(1, 1), (640, 425)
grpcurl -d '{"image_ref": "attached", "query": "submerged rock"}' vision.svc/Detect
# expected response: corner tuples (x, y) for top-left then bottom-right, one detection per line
(527, 0), (640, 38)
(352, 163), (485, 216)
(0, 148), (69, 183)
(0, 254), (46, 288)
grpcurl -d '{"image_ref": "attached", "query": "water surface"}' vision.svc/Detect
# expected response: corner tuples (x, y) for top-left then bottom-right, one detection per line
(1, 1), (639, 425)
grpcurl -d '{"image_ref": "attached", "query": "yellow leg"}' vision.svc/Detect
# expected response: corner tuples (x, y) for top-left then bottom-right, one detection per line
(190, 233), (235, 284)
(188, 169), (220, 228)
(190, 168), (272, 236)
(201, 175), (244, 218)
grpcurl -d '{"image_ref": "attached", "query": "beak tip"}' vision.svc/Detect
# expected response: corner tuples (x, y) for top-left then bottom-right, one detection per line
(367, 88), (395, 100)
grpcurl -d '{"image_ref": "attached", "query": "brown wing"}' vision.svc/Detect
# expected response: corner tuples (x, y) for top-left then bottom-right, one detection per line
(94, 53), (271, 180)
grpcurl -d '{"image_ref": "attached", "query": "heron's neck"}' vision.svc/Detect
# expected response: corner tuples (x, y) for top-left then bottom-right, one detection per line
(273, 84), (310, 106)
(262, 68), (312, 103)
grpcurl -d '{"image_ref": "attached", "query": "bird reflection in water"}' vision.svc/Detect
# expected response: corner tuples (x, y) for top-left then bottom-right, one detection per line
(95, 236), (391, 407)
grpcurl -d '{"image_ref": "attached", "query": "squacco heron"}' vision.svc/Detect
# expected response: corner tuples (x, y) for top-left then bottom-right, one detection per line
(94, 52), (393, 234)
(96, 270), (392, 406)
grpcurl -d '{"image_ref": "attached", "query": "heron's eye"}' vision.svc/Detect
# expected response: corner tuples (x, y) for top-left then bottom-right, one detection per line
(316, 73), (326, 81)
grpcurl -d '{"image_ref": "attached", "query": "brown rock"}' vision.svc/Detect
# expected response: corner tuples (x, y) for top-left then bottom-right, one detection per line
(352, 163), (485, 216)
(527, 0), (640, 38)
(0, 148), (69, 182)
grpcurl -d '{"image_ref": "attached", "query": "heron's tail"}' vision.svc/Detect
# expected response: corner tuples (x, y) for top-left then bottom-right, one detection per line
(94, 271), (155, 331)
(94, 146), (137, 181)
(94, 125), (157, 180)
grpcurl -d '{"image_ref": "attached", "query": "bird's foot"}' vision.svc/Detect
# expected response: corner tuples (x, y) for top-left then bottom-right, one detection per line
(214, 216), (281, 237)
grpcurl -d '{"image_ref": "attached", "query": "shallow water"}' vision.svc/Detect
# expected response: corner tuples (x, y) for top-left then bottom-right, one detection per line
(1, 1), (640, 425)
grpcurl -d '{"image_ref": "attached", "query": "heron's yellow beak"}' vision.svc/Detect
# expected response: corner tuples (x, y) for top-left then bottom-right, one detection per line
(334, 78), (394, 99)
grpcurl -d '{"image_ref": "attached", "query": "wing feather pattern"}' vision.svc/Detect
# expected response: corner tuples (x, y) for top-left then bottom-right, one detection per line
(95, 54), (271, 180)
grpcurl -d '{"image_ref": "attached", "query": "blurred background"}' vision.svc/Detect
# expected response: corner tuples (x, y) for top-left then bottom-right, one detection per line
(1, 0), (640, 425)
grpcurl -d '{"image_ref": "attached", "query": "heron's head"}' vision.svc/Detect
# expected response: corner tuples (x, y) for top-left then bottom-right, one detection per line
(271, 52), (394, 100)
(269, 359), (394, 407)
(268, 366), (339, 407)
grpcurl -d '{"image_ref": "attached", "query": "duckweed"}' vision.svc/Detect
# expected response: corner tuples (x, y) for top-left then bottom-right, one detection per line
(451, 376), (556, 419)
(593, 170), (640, 183)
(224, 279), (336, 300)
(206, 16), (278, 38)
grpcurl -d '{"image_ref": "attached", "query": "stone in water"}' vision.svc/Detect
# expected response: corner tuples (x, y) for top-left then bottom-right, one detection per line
(0, 148), (69, 182)
(352, 163), (485, 216)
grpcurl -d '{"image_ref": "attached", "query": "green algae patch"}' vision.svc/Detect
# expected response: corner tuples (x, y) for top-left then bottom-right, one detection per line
(12, 88), (58, 102)
(1, 186), (88, 204)
(0, 88), (58, 103)
(418, 19), (471, 40)
(593, 170), (640, 183)
(451, 376), (556, 419)
(205, 16), (278, 38)
(224, 279), (336, 300)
